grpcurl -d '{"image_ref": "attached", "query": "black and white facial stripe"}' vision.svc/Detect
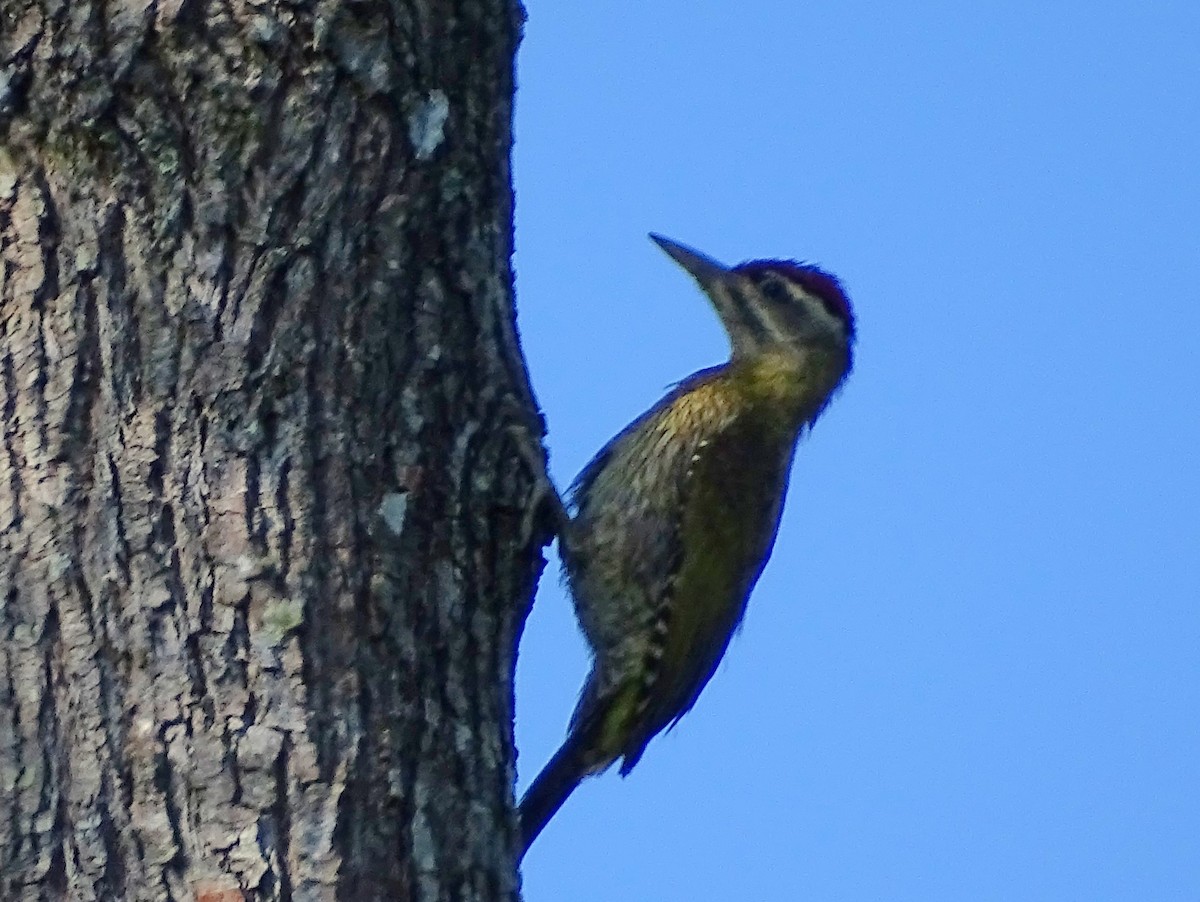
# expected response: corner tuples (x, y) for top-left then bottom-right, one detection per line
(711, 265), (854, 352)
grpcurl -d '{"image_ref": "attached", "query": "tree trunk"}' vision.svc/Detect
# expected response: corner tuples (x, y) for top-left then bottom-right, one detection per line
(0, 2), (545, 900)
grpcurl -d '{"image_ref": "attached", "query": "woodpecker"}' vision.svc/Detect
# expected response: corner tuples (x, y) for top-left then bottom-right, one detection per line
(520, 234), (855, 856)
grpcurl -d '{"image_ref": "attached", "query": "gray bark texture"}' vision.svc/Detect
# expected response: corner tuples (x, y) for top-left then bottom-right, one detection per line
(0, 1), (548, 900)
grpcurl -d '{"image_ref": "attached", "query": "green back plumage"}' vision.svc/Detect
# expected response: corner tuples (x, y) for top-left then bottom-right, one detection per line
(563, 351), (840, 774)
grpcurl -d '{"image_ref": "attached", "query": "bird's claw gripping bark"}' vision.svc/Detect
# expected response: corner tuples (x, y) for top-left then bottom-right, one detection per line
(508, 422), (571, 549)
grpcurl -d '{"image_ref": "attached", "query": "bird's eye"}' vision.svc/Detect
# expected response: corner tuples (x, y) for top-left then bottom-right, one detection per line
(760, 276), (790, 303)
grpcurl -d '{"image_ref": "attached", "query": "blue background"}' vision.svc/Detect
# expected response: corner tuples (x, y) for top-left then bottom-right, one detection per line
(511, 4), (1199, 899)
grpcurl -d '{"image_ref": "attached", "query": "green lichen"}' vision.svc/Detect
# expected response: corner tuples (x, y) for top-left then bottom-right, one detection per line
(261, 598), (304, 644)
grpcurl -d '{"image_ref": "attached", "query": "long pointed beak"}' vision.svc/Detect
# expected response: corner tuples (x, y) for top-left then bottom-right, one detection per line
(649, 234), (730, 285)
(650, 233), (768, 354)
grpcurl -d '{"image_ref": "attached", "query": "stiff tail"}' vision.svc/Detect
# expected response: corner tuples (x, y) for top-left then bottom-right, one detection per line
(518, 730), (590, 858)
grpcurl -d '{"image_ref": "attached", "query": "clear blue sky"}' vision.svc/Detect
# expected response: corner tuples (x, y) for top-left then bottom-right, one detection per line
(511, 4), (1199, 900)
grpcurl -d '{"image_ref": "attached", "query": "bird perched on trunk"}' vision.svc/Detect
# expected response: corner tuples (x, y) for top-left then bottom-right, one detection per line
(520, 234), (855, 857)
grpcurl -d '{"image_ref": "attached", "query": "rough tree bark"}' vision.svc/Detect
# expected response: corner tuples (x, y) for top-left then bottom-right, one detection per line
(0, 1), (547, 900)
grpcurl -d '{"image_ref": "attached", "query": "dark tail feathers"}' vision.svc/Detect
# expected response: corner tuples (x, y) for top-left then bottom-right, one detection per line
(518, 730), (590, 859)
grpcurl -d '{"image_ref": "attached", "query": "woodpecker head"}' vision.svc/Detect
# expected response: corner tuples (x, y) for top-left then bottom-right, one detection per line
(650, 234), (855, 366)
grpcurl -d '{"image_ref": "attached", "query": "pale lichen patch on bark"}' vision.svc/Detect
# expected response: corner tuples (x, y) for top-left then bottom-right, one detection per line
(409, 90), (452, 161)
(379, 491), (410, 535)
